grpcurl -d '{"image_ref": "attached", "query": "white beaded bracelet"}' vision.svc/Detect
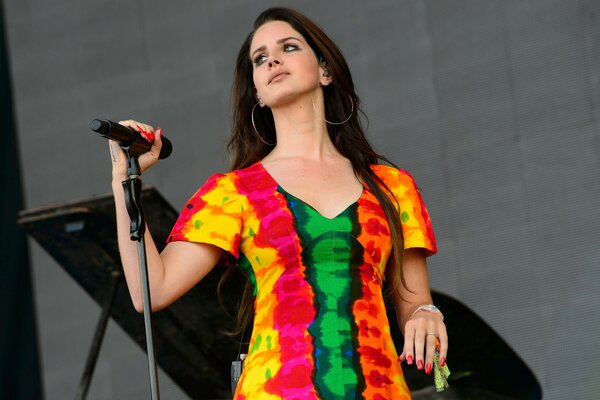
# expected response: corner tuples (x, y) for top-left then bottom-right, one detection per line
(411, 304), (444, 321)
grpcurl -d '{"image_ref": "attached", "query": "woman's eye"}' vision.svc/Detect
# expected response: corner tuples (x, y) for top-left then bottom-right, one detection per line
(253, 54), (268, 66)
(253, 44), (298, 66)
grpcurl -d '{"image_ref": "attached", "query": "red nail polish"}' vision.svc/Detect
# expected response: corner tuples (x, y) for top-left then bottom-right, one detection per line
(425, 363), (432, 374)
(407, 355), (413, 365)
(135, 124), (154, 142)
(417, 360), (423, 370)
(440, 357), (446, 367)
(144, 131), (155, 142)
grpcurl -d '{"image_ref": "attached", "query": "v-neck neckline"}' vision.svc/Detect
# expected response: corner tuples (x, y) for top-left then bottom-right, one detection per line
(257, 162), (365, 221)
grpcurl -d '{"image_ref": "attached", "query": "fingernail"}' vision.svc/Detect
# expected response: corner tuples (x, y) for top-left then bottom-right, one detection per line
(440, 357), (446, 367)
(156, 126), (162, 136)
(407, 355), (413, 365)
(142, 130), (155, 142)
(425, 363), (432, 374)
(417, 360), (423, 370)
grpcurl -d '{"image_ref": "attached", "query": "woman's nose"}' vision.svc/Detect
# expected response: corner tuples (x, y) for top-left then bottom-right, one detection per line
(268, 58), (281, 67)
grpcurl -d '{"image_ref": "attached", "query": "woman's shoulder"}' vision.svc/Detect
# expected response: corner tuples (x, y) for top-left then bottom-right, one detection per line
(369, 163), (416, 186)
(199, 162), (265, 195)
(193, 169), (243, 199)
(204, 162), (262, 183)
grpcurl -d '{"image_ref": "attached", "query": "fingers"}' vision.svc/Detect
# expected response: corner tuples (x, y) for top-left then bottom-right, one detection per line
(438, 329), (448, 367)
(424, 333), (437, 373)
(402, 324), (415, 366)
(400, 313), (447, 374)
(116, 120), (162, 174)
(414, 328), (426, 371)
(398, 350), (406, 363)
(135, 123), (155, 143)
(118, 119), (152, 132)
(118, 119), (155, 142)
(150, 126), (163, 153)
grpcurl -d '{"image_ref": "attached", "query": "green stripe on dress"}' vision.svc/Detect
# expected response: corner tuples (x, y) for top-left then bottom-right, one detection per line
(280, 188), (365, 399)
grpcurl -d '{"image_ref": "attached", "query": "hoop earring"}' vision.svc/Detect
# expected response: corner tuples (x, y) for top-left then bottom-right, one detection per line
(312, 96), (354, 125)
(251, 103), (275, 146)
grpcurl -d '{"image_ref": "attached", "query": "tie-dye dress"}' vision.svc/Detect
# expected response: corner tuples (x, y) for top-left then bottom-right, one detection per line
(167, 162), (437, 400)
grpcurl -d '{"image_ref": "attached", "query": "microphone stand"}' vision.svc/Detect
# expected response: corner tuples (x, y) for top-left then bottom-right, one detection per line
(121, 146), (161, 400)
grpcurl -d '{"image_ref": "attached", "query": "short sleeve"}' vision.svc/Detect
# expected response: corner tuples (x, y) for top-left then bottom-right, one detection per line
(167, 173), (242, 262)
(372, 165), (437, 256)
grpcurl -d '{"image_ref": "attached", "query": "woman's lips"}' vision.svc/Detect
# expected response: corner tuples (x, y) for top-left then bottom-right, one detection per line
(268, 72), (288, 84)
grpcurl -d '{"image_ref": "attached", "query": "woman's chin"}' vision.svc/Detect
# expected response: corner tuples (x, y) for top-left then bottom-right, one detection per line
(265, 89), (319, 109)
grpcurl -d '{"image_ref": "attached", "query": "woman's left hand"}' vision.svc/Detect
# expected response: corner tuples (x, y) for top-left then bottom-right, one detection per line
(399, 310), (448, 374)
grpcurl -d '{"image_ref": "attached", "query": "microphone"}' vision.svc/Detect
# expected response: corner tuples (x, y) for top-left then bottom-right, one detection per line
(90, 119), (173, 159)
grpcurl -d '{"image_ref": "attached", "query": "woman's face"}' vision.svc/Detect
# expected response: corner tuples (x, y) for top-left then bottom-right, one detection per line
(250, 21), (328, 108)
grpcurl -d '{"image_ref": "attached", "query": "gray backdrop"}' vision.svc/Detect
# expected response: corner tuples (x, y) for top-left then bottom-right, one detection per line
(5, 0), (599, 399)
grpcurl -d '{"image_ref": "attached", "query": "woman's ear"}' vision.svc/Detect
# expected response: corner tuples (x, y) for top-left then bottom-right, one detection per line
(319, 61), (333, 86)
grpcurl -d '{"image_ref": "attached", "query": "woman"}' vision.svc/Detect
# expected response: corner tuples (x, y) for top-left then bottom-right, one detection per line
(110, 7), (448, 399)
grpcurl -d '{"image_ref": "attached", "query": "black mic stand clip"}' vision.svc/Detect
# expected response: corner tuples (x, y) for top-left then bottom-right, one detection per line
(123, 151), (145, 240)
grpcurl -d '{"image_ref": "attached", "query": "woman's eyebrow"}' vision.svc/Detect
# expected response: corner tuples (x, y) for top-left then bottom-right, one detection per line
(250, 36), (302, 59)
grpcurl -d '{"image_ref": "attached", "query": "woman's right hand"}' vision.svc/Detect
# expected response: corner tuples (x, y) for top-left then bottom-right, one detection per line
(109, 119), (163, 181)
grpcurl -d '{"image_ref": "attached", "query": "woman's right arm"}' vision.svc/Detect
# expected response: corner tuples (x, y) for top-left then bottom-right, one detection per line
(110, 120), (222, 313)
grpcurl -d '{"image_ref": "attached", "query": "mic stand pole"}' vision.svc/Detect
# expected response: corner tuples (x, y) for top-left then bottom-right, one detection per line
(121, 148), (161, 400)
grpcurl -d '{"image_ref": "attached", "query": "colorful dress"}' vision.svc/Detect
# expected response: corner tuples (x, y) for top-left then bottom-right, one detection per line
(167, 162), (437, 400)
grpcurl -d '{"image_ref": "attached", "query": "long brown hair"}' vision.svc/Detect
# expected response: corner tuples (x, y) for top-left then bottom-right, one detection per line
(220, 7), (408, 336)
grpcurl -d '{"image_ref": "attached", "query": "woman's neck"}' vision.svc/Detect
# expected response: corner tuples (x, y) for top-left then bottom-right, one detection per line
(267, 94), (338, 161)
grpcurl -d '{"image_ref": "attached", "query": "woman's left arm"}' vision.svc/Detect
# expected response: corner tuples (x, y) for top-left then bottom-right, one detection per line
(392, 248), (448, 374)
